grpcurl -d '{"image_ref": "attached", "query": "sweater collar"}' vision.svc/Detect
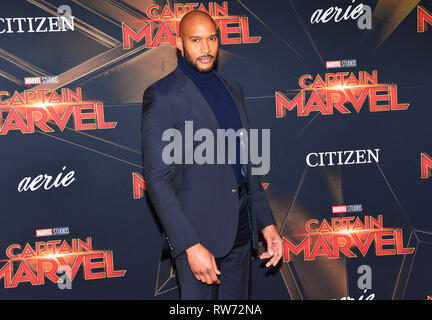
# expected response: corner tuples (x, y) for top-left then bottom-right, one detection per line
(177, 54), (216, 80)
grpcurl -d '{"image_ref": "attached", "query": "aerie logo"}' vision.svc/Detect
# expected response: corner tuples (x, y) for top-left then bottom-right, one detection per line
(18, 166), (76, 192)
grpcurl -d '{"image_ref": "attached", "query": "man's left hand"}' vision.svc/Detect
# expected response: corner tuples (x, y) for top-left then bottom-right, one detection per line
(260, 224), (283, 267)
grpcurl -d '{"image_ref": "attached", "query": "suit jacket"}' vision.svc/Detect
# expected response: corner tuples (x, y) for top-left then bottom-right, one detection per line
(142, 66), (276, 258)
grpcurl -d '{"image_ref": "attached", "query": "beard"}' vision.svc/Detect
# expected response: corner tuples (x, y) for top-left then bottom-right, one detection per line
(183, 49), (218, 73)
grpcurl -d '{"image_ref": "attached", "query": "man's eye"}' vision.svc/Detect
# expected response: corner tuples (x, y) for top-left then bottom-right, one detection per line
(192, 39), (199, 42)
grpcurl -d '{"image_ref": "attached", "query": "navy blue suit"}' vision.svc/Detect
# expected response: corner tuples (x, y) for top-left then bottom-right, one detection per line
(141, 65), (276, 260)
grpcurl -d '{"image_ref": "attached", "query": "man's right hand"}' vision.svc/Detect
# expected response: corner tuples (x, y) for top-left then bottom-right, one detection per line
(185, 243), (221, 285)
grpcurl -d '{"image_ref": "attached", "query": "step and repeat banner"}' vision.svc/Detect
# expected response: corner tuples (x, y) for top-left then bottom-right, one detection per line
(0, 0), (431, 300)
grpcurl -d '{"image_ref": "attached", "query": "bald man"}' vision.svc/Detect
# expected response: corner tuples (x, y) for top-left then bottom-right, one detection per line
(142, 10), (282, 300)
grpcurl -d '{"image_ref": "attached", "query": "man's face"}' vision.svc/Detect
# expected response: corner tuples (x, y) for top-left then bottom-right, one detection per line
(177, 16), (219, 73)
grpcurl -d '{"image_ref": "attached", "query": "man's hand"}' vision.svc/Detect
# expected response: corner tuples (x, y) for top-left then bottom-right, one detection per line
(186, 243), (221, 285)
(260, 224), (283, 267)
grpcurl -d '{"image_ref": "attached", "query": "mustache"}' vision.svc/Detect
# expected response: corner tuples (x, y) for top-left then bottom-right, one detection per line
(197, 55), (215, 60)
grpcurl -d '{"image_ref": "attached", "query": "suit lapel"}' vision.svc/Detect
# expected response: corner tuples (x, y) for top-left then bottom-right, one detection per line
(215, 73), (252, 181)
(215, 73), (250, 131)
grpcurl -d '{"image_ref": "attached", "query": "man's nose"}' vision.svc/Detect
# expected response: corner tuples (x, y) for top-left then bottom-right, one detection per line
(201, 40), (210, 54)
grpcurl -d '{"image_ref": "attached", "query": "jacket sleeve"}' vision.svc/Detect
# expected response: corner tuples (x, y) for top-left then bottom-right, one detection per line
(142, 87), (200, 257)
(249, 173), (276, 231)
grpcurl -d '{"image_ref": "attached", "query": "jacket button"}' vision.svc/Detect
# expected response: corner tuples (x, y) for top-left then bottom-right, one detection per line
(232, 189), (236, 193)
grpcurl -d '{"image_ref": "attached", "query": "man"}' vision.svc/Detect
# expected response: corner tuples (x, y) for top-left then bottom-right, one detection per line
(142, 10), (282, 300)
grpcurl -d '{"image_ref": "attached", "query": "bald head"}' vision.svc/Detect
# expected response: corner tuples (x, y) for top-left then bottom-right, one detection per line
(179, 10), (217, 38)
(176, 10), (219, 73)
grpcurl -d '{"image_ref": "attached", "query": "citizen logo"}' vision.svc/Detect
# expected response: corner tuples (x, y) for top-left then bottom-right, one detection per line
(0, 16), (74, 33)
(306, 149), (380, 167)
(1, 6), (74, 34)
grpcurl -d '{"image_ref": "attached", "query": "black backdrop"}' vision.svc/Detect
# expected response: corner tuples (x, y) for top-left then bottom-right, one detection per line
(0, 0), (431, 300)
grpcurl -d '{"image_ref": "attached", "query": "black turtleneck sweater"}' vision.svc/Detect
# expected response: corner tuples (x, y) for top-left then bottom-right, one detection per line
(177, 54), (243, 186)
(177, 55), (251, 245)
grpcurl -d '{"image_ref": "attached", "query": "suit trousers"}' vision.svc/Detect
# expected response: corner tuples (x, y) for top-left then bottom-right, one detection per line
(174, 184), (251, 300)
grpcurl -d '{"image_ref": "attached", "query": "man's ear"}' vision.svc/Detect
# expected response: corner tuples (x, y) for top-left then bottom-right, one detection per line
(176, 36), (184, 56)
